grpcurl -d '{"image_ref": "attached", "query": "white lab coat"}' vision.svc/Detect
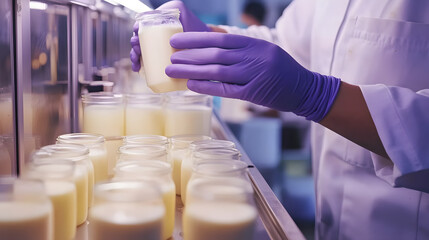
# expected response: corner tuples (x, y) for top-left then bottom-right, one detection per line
(221, 0), (429, 239)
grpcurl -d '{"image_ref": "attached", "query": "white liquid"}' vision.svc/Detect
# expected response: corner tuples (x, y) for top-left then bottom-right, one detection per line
(0, 201), (53, 240)
(183, 202), (257, 240)
(125, 105), (164, 136)
(164, 106), (212, 137)
(89, 149), (109, 183)
(74, 165), (89, 226)
(83, 105), (124, 137)
(171, 149), (187, 195)
(180, 155), (193, 204)
(89, 202), (164, 240)
(139, 24), (187, 93)
(45, 181), (77, 240)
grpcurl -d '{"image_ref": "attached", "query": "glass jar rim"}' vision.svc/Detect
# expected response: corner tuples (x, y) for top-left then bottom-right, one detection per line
(194, 148), (241, 160)
(57, 133), (105, 147)
(115, 160), (171, 177)
(124, 135), (168, 146)
(135, 8), (180, 21)
(126, 93), (164, 105)
(189, 177), (254, 202)
(192, 160), (248, 176)
(94, 180), (162, 202)
(82, 92), (123, 104)
(190, 139), (236, 151)
(35, 144), (90, 162)
(119, 145), (167, 158)
(170, 134), (212, 149)
(25, 160), (75, 180)
(165, 94), (212, 105)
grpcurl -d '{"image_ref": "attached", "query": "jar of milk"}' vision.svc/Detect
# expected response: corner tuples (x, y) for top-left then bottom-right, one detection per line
(89, 181), (165, 240)
(181, 147), (241, 204)
(183, 178), (257, 240)
(35, 144), (94, 226)
(123, 134), (169, 147)
(24, 160), (77, 240)
(136, 9), (186, 93)
(164, 94), (213, 137)
(117, 144), (169, 163)
(57, 133), (108, 184)
(169, 135), (211, 195)
(114, 161), (175, 240)
(125, 94), (164, 135)
(0, 177), (54, 240)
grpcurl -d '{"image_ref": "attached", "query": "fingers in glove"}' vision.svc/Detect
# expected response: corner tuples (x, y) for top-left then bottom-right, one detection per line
(133, 22), (139, 35)
(171, 48), (241, 65)
(170, 32), (249, 49)
(166, 63), (249, 85)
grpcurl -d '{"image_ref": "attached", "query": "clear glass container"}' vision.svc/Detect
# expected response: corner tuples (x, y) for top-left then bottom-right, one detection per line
(89, 181), (165, 240)
(136, 9), (186, 93)
(183, 177), (257, 240)
(81, 92), (125, 137)
(125, 93), (164, 135)
(169, 135), (211, 195)
(105, 136), (124, 178)
(57, 133), (109, 183)
(114, 161), (175, 239)
(0, 177), (54, 240)
(164, 94), (213, 137)
(123, 134), (169, 147)
(24, 160), (77, 240)
(35, 144), (93, 226)
(117, 144), (168, 163)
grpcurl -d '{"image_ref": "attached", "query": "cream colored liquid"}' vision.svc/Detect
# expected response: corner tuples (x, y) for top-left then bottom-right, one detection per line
(83, 105), (124, 137)
(183, 202), (257, 240)
(164, 106), (212, 137)
(89, 149), (109, 183)
(171, 149), (187, 195)
(74, 166), (89, 226)
(89, 202), (164, 240)
(139, 24), (187, 93)
(161, 185), (175, 240)
(180, 155), (193, 204)
(45, 181), (77, 240)
(105, 138), (123, 177)
(87, 163), (95, 207)
(0, 201), (53, 240)
(125, 105), (164, 135)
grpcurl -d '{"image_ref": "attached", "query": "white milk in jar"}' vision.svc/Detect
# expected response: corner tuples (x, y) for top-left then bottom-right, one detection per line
(136, 9), (187, 93)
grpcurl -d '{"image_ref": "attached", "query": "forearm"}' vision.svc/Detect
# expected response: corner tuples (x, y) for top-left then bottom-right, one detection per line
(319, 82), (389, 159)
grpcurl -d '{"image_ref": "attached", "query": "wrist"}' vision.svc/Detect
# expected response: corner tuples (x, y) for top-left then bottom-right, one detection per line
(294, 72), (341, 122)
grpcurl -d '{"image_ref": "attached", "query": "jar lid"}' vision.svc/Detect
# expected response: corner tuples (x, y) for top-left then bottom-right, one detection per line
(135, 8), (180, 21)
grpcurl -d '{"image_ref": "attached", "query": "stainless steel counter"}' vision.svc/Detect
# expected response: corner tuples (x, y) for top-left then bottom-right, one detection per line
(75, 111), (305, 240)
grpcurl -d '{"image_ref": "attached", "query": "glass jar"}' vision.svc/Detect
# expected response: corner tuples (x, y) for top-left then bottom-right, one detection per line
(0, 177), (54, 240)
(57, 133), (108, 183)
(89, 181), (164, 240)
(105, 136), (124, 178)
(35, 144), (93, 226)
(114, 161), (175, 239)
(123, 134), (169, 147)
(117, 144), (169, 164)
(180, 157), (247, 204)
(24, 160), (77, 240)
(81, 92), (124, 137)
(125, 93), (164, 135)
(169, 135), (211, 195)
(183, 178), (257, 240)
(136, 9), (186, 93)
(164, 94), (213, 137)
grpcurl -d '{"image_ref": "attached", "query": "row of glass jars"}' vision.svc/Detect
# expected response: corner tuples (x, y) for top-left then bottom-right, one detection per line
(81, 92), (213, 138)
(0, 134), (258, 240)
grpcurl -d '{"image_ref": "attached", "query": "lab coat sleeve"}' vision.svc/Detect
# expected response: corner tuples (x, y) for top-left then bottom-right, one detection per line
(218, 0), (316, 69)
(361, 84), (429, 193)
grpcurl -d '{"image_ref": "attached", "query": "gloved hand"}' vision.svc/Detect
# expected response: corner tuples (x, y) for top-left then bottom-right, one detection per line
(166, 32), (341, 122)
(130, 0), (210, 72)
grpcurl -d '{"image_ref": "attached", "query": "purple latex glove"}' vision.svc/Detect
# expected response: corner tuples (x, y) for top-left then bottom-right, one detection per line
(130, 0), (210, 72)
(166, 32), (341, 122)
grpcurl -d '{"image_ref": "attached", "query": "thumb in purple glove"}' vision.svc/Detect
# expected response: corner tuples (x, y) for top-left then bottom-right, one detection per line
(166, 32), (341, 122)
(130, 0), (210, 72)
